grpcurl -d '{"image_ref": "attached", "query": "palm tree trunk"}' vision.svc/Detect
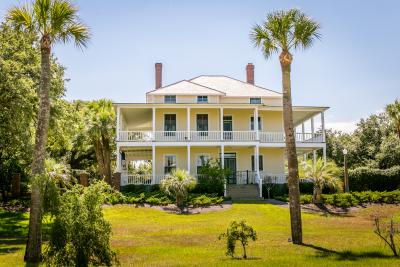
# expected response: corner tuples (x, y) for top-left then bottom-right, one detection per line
(313, 185), (322, 204)
(94, 139), (106, 180)
(101, 134), (112, 184)
(280, 50), (302, 244)
(24, 36), (51, 262)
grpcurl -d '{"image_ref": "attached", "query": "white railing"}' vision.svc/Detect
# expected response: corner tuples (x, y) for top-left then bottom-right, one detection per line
(260, 173), (287, 184)
(119, 131), (153, 142)
(189, 131), (220, 141)
(154, 131), (187, 141)
(223, 131), (256, 141)
(259, 132), (285, 143)
(118, 131), (324, 143)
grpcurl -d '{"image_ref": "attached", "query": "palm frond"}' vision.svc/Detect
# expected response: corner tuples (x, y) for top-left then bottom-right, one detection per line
(250, 23), (278, 59)
(58, 22), (90, 48)
(50, 0), (77, 34)
(6, 4), (35, 32)
(33, 0), (51, 33)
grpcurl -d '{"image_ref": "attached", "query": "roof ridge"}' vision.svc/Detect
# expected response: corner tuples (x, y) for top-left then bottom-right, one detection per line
(187, 80), (226, 95)
(146, 79), (225, 95)
(191, 75), (282, 95)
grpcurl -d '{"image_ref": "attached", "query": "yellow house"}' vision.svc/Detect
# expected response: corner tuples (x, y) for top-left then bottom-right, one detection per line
(115, 63), (328, 198)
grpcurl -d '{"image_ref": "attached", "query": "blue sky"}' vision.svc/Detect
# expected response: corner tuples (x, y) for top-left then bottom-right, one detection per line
(1, 0), (399, 132)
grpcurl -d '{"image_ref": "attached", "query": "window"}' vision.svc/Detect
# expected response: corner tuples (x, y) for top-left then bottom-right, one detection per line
(250, 116), (262, 130)
(250, 98), (261, 104)
(196, 154), (209, 173)
(164, 155), (177, 174)
(164, 114), (176, 136)
(251, 155), (264, 171)
(197, 95), (208, 103)
(196, 114), (208, 131)
(164, 95), (176, 103)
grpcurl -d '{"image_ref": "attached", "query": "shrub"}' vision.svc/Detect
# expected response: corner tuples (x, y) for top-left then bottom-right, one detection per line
(373, 216), (400, 257)
(44, 181), (117, 266)
(188, 194), (224, 207)
(218, 220), (257, 259)
(193, 159), (229, 195)
(349, 166), (400, 192)
(161, 169), (196, 212)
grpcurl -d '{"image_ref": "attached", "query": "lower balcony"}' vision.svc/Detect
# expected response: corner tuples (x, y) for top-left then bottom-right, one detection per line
(118, 131), (323, 143)
(120, 171), (287, 186)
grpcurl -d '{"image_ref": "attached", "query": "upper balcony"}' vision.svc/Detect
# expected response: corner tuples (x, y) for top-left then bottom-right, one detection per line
(118, 130), (323, 144)
(115, 104), (327, 146)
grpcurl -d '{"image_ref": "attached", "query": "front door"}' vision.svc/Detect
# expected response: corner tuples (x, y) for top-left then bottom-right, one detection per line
(223, 153), (236, 184)
(223, 116), (233, 140)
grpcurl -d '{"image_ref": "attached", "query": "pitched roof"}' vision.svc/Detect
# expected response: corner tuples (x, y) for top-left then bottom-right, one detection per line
(147, 80), (224, 96)
(190, 75), (282, 97)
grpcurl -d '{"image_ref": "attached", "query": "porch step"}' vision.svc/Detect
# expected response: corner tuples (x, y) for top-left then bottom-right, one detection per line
(227, 184), (261, 200)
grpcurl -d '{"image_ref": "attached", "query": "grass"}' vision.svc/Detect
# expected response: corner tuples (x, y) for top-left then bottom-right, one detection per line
(1, 202), (400, 266)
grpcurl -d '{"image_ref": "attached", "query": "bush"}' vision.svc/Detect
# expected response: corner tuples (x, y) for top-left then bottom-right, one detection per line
(218, 220), (257, 259)
(188, 194), (224, 207)
(45, 181), (117, 266)
(349, 166), (400, 192)
(120, 184), (160, 194)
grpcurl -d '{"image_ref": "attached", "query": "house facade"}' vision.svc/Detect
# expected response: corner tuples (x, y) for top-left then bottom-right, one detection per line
(115, 63), (328, 198)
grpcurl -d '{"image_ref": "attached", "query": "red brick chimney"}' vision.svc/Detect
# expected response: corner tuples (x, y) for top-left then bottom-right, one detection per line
(155, 63), (162, 89)
(246, 63), (254, 85)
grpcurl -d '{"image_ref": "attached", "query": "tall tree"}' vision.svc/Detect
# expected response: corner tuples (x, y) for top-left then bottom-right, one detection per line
(251, 9), (321, 244)
(386, 99), (400, 139)
(6, 0), (90, 262)
(85, 99), (115, 184)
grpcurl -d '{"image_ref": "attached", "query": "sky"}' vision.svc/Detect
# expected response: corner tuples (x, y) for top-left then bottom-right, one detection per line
(1, 0), (399, 133)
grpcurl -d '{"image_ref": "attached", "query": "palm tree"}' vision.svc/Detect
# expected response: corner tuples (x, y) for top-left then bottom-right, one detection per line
(250, 9), (321, 244)
(299, 159), (342, 203)
(7, 0), (89, 262)
(161, 169), (196, 213)
(386, 99), (400, 139)
(85, 99), (115, 184)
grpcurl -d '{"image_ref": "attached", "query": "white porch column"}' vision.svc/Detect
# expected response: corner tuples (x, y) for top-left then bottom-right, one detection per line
(152, 107), (156, 141)
(254, 107), (259, 140)
(116, 144), (121, 172)
(321, 112), (325, 142)
(221, 145), (226, 197)
(311, 117), (315, 139)
(187, 107), (191, 140)
(301, 123), (305, 142)
(116, 106), (121, 141)
(254, 145), (262, 197)
(220, 107), (224, 140)
(187, 145), (191, 174)
(152, 145), (156, 184)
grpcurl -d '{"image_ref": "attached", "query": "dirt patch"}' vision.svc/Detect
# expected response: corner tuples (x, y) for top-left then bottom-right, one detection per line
(266, 199), (400, 217)
(114, 202), (233, 214)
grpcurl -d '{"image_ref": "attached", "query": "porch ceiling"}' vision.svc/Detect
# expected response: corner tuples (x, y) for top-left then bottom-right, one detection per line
(122, 108), (152, 130)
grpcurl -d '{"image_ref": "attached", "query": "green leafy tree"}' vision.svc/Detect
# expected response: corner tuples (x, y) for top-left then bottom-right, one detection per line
(6, 0), (90, 261)
(161, 169), (196, 212)
(44, 181), (117, 266)
(251, 9), (321, 244)
(386, 99), (400, 139)
(197, 158), (230, 195)
(219, 220), (257, 259)
(299, 159), (342, 203)
(85, 99), (115, 183)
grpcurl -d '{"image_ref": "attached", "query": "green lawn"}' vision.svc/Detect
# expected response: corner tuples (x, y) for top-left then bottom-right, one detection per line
(1, 202), (400, 266)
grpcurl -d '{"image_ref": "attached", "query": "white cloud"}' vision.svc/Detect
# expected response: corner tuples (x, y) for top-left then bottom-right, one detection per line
(326, 121), (358, 134)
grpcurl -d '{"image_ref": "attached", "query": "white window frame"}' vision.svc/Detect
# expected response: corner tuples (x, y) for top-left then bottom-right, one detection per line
(197, 95), (208, 103)
(164, 154), (177, 174)
(249, 115), (262, 131)
(250, 97), (261, 104)
(251, 154), (264, 171)
(164, 95), (176, 103)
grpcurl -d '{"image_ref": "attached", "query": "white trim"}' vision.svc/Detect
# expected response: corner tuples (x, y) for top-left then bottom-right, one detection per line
(249, 115), (263, 131)
(251, 153), (264, 171)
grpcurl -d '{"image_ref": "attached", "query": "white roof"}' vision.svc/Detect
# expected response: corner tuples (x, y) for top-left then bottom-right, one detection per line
(147, 80), (224, 96)
(190, 76), (282, 97)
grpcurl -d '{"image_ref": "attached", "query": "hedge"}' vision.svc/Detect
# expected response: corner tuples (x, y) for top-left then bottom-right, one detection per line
(274, 190), (400, 208)
(262, 182), (333, 198)
(349, 166), (400, 192)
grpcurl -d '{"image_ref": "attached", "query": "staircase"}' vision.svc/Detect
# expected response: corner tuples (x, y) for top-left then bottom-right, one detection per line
(226, 184), (261, 200)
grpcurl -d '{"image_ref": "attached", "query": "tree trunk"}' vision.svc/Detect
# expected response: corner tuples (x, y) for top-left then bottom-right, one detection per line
(101, 133), (112, 184)
(280, 50), (302, 244)
(313, 185), (322, 204)
(94, 139), (106, 180)
(25, 36), (52, 262)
